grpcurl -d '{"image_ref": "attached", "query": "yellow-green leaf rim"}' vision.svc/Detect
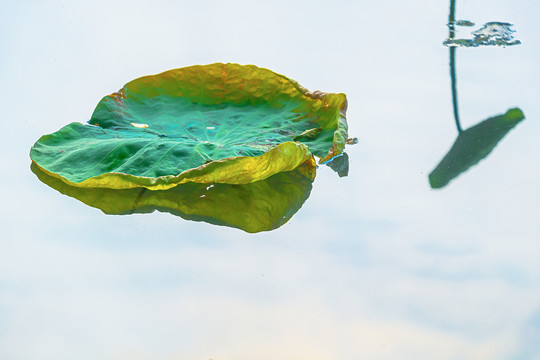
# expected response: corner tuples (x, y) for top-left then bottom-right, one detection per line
(30, 63), (348, 190)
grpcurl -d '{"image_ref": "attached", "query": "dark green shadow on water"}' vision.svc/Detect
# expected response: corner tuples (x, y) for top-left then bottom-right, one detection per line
(325, 152), (349, 177)
(431, 0), (525, 189)
(429, 108), (525, 189)
(31, 162), (315, 233)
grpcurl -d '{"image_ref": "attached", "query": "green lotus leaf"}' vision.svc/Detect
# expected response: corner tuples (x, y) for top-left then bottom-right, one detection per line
(429, 108), (525, 189)
(31, 161), (315, 233)
(30, 63), (347, 190)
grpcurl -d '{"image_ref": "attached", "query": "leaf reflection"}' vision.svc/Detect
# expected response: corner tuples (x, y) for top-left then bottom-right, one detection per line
(429, 108), (525, 189)
(430, 0), (525, 189)
(31, 162), (315, 233)
(325, 152), (349, 177)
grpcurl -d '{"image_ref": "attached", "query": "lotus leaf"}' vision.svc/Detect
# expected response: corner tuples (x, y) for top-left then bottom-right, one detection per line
(31, 162), (315, 233)
(429, 108), (524, 189)
(30, 63), (347, 190)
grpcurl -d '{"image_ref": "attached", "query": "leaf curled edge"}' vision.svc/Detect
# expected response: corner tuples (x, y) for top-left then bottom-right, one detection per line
(32, 141), (315, 190)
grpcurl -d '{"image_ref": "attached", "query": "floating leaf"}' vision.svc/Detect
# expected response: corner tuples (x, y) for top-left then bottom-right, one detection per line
(429, 108), (525, 189)
(31, 161), (315, 233)
(30, 63), (348, 190)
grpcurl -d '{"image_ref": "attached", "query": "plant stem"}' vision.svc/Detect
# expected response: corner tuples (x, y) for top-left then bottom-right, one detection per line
(449, 0), (456, 35)
(450, 47), (462, 133)
(449, 0), (462, 133)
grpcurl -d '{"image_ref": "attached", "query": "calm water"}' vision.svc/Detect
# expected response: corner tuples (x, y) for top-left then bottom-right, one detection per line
(1, 0), (540, 359)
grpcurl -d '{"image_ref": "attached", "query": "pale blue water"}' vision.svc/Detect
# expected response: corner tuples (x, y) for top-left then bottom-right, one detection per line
(1, 0), (539, 359)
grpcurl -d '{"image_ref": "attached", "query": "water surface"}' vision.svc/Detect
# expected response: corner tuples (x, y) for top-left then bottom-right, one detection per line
(1, 0), (539, 359)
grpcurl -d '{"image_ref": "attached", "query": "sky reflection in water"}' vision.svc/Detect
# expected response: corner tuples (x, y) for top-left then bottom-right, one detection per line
(1, 0), (539, 359)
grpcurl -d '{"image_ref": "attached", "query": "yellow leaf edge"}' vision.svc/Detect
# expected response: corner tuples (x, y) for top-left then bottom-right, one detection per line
(31, 141), (316, 190)
(285, 77), (349, 163)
